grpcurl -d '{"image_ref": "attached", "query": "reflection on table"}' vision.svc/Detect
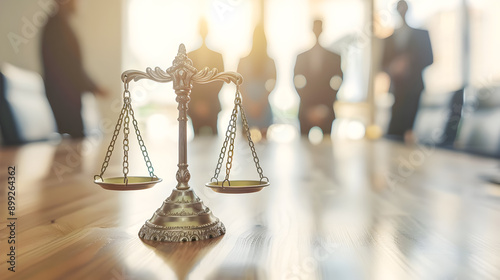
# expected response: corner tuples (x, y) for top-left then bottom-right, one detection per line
(0, 135), (499, 280)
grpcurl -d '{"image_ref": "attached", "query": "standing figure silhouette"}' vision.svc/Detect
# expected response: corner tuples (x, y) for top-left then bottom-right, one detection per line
(41, 0), (105, 138)
(237, 23), (276, 137)
(188, 18), (225, 135)
(294, 19), (343, 136)
(382, 0), (433, 139)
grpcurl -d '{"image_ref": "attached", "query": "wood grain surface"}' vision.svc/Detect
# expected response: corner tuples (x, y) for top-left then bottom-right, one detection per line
(1, 136), (499, 280)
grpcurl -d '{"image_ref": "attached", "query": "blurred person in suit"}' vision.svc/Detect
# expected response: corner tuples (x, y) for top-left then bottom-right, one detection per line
(382, 0), (433, 140)
(41, 0), (105, 138)
(294, 19), (343, 136)
(188, 18), (224, 135)
(237, 23), (276, 137)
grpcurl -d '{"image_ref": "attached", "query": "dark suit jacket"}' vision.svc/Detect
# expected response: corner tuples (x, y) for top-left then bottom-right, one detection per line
(383, 27), (433, 136)
(295, 44), (342, 133)
(237, 53), (276, 129)
(41, 13), (97, 137)
(42, 14), (97, 103)
(382, 28), (433, 91)
(187, 45), (224, 133)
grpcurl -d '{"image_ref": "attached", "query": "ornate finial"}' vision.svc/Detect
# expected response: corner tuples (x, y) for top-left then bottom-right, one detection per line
(171, 43), (193, 69)
(178, 44), (186, 55)
(167, 43), (196, 90)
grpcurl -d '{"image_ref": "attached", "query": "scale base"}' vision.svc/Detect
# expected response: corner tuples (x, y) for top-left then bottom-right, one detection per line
(138, 188), (225, 242)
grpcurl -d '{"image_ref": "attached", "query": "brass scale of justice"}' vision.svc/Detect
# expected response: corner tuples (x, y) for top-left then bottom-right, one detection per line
(93, 44), (269, 242)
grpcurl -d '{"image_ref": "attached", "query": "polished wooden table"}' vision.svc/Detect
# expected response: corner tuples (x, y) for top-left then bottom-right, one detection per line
(1, 136), (499, 280)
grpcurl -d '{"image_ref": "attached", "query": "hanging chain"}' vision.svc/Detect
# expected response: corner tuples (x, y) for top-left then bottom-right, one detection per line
(211, 85), (268, 184)
(97, 103), (127, 179)
(224, 103), (239, 181)
(211, 101), (238, 182)
(122, 89), (131, 183)
(239, 98), (269, 183)
(95, 79), (158, 183)
(129, 104), (156, 178)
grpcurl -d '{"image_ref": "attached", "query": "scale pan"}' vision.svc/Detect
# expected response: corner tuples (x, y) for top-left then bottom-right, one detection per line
(94, 176), (162, 191)
(205, 180), (269, 194)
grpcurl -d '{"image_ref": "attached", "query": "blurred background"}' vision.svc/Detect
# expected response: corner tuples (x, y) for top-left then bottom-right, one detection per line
(1, 0), (500, 157)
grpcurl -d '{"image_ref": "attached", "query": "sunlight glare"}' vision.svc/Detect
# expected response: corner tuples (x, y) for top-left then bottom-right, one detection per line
(308, 126), (324, 145)
(267, 124), (298, 143)
(250, 128), (263, 143)
(347, 120), (366, 140)
(147, 113), (194, 142)
(330, 75), (343, 91)
(294, 74), (307, 89)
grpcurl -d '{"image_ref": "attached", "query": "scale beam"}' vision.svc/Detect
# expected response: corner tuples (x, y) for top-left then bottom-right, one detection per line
(121, 44), (242, 191)
(121, 45), (242, 86)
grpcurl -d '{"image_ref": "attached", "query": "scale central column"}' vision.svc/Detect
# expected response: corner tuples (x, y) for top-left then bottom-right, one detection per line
(168, 61), (194, 190)
(175, 87), (191, 190)
(138, 44), (225, 242)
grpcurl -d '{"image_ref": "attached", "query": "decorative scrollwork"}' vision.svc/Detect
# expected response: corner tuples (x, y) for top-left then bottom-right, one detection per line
(176, 167), (191, 184)
(121, 44), (242, 88)
(139, 221), (226, 242)
(192, 67), (243, 85)
(121, 67), (172, 84)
